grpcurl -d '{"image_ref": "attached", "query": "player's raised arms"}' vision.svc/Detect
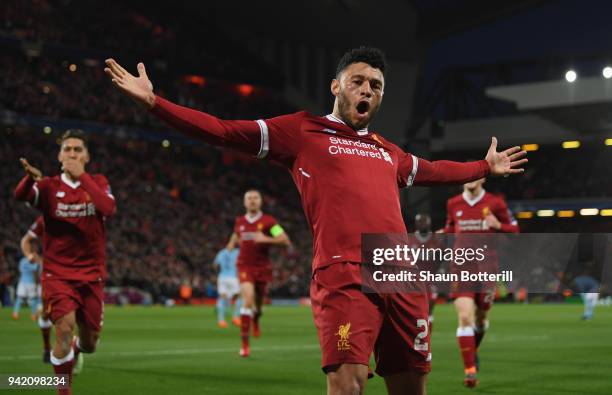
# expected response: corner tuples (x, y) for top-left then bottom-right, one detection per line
(104, 59), (527, 177)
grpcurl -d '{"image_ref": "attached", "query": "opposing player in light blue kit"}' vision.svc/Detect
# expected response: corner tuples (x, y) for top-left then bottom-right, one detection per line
(12, 255), (41, 321)
(214, 247), (242, 328)
(20, 216), (54, 363)
(574, 270), (600, 320)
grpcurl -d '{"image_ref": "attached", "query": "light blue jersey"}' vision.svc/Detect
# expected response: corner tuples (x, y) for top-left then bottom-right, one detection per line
(215, 248), (239, 279)
(574, 275), (599, 293)
(18, 257), (39, 285)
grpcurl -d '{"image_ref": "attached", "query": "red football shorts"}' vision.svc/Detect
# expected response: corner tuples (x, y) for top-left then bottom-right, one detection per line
(42, 279), (105, 332)
(310, 262), (431, 377)
(449, 259), (497, 312)
(238, 265), (272, 295)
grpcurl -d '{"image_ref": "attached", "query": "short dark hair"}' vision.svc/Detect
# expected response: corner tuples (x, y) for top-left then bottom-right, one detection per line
(336, 46), (387, 77)
(60, 129), (88, 149)
(245, 189), (261, 196)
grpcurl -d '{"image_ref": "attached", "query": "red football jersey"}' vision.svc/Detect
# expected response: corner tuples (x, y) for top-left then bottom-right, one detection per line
(28, 216), (45, 239)
(234, 212), (278, 268)
(152, 96), (490, 271)
(444, 190), (518, 280)
(25, 173), (114, 281)
(444, 190), (518, 234)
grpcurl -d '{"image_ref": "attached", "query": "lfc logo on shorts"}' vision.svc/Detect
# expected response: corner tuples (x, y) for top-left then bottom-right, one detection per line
(336, 322), (351, 351)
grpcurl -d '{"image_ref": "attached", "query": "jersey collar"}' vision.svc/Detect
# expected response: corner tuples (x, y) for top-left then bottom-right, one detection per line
(462, 189), (486, 207)
(61, 173), (81, 189)
(325, 114), (369, 136)
(244, 211), (263, 224)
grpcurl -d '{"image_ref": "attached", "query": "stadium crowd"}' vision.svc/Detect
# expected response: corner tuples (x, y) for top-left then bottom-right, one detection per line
(1, 51), (293, 130)
(0, 0), (280, 86)
(0, 0), (308, 302)
(2, 0), (610, 303)
(1, 128), (311, 302)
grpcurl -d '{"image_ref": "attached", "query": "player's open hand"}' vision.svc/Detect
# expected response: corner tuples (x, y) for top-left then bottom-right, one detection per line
(104, 59), (155, 109)
(62, 159), (85, 179)
(485, 137), (528, 177)
(19, 158), (42, 181)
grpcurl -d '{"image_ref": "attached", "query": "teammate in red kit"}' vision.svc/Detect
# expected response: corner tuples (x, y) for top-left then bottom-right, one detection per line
(20, 216), (54, 364)
(411, 213), (442, 331)
(105, 46), (526, 394)
(226, 189), (290, 357)
(14, 129), (116, 395)
(444, 177), (519, 388)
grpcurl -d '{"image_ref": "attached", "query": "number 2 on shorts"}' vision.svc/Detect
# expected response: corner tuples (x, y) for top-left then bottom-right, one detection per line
(414, 319), (429, 351)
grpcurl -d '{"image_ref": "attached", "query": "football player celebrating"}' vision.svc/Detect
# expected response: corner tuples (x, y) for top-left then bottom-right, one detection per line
(105, 47), (525, 395)
(226, 190), (290, 356)
(15, 129), (116, 395)
(444, 178), (519, 388)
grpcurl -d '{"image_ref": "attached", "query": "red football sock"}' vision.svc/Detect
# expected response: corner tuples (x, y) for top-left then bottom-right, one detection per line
(253, 310), (261, 334)
(240, 308), (252, 347)
(456, 326), (476, 373)
(51, 348), (74, 394)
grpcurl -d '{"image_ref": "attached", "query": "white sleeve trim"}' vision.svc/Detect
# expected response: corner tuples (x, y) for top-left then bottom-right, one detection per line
(405, 155), (419, 187)
(27, 230), (38, 239)
(256, 120), (269, 159)
(32, 185), (40, 207)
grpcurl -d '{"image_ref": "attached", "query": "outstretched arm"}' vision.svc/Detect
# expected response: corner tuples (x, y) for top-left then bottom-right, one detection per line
(104, 59), (263, 155)
(411, 137), (527, 186)
(414, 158), (490, 186)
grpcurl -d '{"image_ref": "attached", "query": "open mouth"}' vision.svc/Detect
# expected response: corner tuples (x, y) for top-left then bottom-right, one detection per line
(356, 101), (370, 115)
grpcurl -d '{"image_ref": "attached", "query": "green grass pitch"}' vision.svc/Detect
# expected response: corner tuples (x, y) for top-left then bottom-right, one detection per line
(1, 303), (611, 394)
